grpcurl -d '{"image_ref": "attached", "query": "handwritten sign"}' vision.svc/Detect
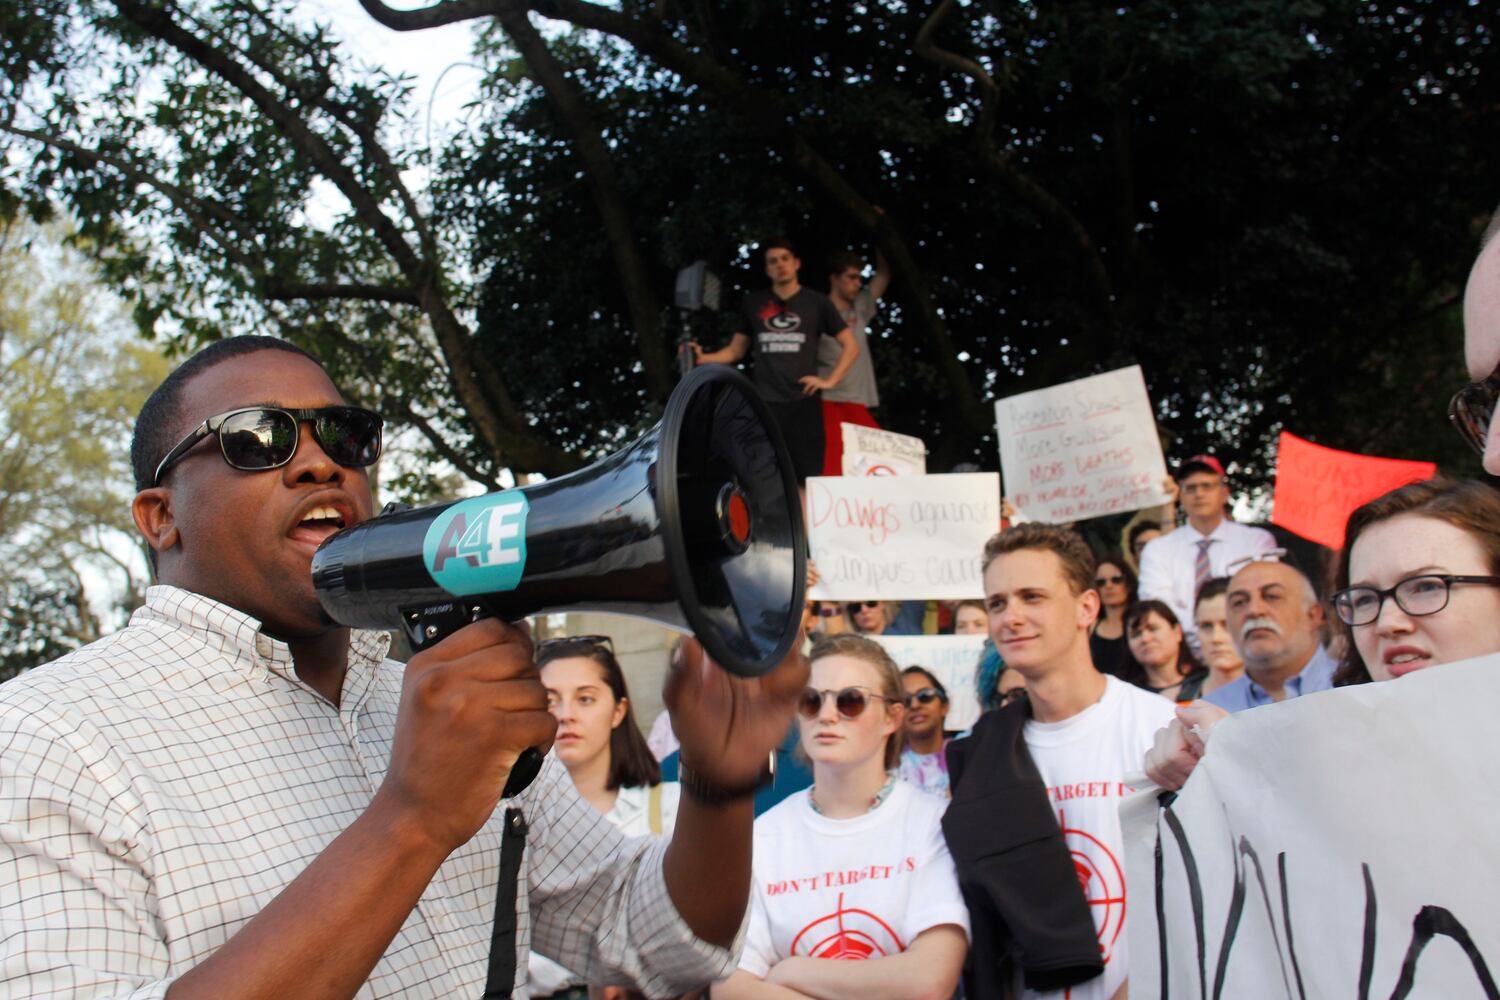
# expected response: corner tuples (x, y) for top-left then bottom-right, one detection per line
(841, 424), (927, 477)
(806, 473), (997, 601)
(1271, 431), (1436, 549)
(995, 365), (1171, 524)
(1122, 655), (1500, 998)
(869, 634), (986, 731)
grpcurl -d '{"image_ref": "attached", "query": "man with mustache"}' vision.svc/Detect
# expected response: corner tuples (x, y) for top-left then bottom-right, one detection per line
(1205, 559), (1336, 712)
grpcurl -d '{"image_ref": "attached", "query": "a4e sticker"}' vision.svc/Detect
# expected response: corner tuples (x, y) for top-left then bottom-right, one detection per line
(423, 492), (529, 595)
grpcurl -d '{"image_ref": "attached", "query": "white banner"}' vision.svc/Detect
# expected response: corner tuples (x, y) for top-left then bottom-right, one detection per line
(869, 634), (986, 731)
(806, 473), (997, 601)
(840, 424), (927, 477)
(995, 365), (1171, 524)
(1122, 656), (1500, 999)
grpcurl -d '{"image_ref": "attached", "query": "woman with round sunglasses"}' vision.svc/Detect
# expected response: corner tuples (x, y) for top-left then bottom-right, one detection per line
(897, 667), (952, 796)
(1122, 599), (1206, 701)
(715, 634), (969, 999)
(1145, 477), (1500, 790)
(1088, 554), (1137, 678)
(529, 634), (681, 1000)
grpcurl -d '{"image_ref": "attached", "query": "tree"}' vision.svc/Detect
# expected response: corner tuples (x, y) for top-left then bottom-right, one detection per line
(2, 0), (1496, 496)
(0, 217), (168, 671)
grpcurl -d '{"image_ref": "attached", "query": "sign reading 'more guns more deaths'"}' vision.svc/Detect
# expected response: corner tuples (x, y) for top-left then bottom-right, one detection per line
(996, 365), (1172, 524)
(805, 472), (997, 601)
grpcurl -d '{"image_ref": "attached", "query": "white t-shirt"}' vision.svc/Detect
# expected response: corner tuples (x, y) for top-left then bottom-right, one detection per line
(1022, 677), (1177, 1000)
(738, 780), (970, 978)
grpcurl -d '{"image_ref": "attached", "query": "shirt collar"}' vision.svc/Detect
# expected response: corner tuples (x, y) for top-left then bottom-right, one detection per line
(132, 585), (392, 689)
(1245, 644), (1331, 706)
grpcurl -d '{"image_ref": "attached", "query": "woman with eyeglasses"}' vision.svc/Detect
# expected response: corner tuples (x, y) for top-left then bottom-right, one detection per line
(1088, 554), (1137, 678)
(897, 667), (952, 796)
(845, 599), (899, 635)
(1145, 477), (1500, 790)
(529, 635), (680, 1000)
(1122, 600), (1206, 701)
(715, 634), (969, 999)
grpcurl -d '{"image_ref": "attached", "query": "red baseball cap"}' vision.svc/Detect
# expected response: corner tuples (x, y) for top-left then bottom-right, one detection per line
(1178, 454), (1226, 478)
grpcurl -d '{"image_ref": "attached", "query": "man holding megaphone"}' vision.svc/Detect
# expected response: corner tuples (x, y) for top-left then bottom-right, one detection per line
(0, 337), (810, 999)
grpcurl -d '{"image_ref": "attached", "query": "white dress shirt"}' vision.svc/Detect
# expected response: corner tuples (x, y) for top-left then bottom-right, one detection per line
(1136, 519), (1277, 645)
(0, 587), (737, 999)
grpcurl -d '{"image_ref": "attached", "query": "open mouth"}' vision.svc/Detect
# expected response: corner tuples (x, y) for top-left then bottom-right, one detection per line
(290, 505), (348, 547)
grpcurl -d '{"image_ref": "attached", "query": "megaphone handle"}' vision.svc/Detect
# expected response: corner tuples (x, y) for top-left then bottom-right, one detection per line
(403, 602), (546, 800)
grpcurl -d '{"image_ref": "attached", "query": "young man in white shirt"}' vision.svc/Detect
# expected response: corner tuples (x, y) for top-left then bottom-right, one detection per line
(982, 523), (1177, 1000)
(1136, 454), (1277, 650)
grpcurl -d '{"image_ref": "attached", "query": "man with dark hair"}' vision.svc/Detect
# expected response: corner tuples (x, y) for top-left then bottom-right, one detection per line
(0, 336), (806, 998)
(1137, 453), (1276, 650)
(818, 243), (890, 474)
(946, 523), (1175, 1000)
(692, 239), (858, 484)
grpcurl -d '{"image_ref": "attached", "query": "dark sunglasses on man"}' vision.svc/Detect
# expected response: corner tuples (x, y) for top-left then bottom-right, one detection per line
(153, 405), (384, 487)
(1449, 361), (1500, 457)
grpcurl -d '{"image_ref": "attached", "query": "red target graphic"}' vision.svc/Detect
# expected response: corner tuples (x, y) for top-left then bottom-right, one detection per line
(790, 892), (905, 960)
(1059, 808), (1127, 963)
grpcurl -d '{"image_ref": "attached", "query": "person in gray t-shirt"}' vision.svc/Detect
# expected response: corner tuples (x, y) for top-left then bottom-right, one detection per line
(819, 241), (891, 474)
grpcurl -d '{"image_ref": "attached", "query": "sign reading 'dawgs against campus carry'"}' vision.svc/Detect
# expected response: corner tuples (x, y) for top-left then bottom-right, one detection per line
(1121, 655), (1500, 999)
(805, 472), (997, 601)
(995, 365), (1172, 524)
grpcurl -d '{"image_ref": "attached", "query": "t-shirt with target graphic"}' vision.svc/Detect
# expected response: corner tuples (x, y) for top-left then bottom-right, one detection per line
(737, 780), (970, 978)
(1023, 675), (1177, 1000)
(737, 287), (847, 403)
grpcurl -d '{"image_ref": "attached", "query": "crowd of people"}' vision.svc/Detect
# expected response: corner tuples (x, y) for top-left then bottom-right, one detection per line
(1, 219), (1498, 1000)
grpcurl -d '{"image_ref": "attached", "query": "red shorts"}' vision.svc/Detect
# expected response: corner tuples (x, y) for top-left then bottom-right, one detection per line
(821, 401), (880, 475)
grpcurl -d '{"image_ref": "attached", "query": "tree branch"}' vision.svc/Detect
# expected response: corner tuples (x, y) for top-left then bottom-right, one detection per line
(356, 0), (503, 32)
(264, 281), (420, 304)
(382, 395), (502, 490)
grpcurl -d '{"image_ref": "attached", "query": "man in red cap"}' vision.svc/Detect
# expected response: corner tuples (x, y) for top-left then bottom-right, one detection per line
(1137, 454), (1277, 652)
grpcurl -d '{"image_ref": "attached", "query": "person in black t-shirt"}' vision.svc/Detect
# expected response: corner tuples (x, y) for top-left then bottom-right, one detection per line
(692, 239), (858, 484)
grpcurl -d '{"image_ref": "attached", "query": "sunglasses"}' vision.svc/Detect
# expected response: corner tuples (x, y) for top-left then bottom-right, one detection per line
(1095, 574), (1125, 586)
(903, 687), (945, 708)
(1450, 361), (1500, 457)
(153, 405), (383, 487)
(536, 634), (615, 656)
(797, 686), (893, 720)
(806, 603), (843, 617)
(846, 601), (882, 612)
(1226, 548), (1288, 575)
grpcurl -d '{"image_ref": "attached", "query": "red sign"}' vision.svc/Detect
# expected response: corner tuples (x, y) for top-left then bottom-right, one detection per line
(1271, 432), (1436, 549)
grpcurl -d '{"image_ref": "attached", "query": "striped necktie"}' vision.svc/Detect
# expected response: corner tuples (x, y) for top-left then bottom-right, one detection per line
(1195, 538), (1214, 596)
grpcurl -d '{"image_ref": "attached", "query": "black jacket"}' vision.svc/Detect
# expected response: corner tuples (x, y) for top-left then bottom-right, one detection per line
(943, 702), (1105, 998)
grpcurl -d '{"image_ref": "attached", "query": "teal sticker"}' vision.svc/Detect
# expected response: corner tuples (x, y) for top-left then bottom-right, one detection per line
(423, 492), (530, 596)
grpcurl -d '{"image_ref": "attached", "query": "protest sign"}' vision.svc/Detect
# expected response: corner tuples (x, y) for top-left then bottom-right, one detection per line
(806, 473), (997, 601)
(1271, 431), (1437, 549)
(869, 634), (985, 731)
(995, 365), (1171, 524)
(841, 423), (927, 477)
(1122, 656), (1500, 999)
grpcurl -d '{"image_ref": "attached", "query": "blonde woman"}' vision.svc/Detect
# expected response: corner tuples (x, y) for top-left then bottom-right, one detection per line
(716, 634), (969, 999)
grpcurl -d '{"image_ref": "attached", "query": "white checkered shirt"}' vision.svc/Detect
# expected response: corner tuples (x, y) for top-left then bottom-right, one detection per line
(0, 587), (740, 999)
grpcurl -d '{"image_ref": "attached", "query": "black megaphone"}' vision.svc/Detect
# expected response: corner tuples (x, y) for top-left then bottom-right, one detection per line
(311, 364), (806, 678)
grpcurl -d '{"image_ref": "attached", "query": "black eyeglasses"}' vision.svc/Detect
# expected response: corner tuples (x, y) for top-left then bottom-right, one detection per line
(153, 405), (383, 486)
(903, 687), (945, 708)
(797, 686), (893, 720)
(1095, 574), (1125, 587)
(1450, 362), (1500, 457)
(846, 601), (881, 611)
(806, 603), (843, 617)
(1332, 574), (1500, 626)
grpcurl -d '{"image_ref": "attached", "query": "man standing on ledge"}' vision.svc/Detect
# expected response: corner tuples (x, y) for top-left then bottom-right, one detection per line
(1137, 454), (1276, 651)
(693, 239), (858, 487)
(0, 336), (806, 998)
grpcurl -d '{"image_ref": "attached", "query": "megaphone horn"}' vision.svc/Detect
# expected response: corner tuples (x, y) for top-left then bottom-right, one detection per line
(311, 365), (808, 678)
